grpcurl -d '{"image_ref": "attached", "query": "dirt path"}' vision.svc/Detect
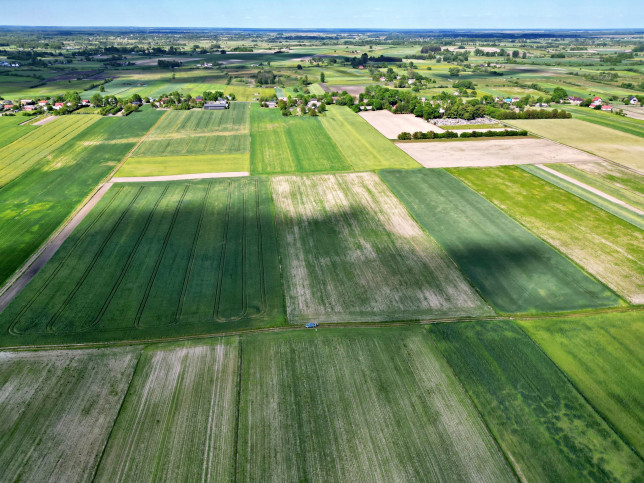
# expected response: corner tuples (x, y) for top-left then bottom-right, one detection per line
(0, 183), (113, 312)
(32, 116), (57, 126)
(535, 164), (644, 216)
(111, 172), (250, 183)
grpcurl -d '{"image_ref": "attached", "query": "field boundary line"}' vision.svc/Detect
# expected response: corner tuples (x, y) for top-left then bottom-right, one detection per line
(426, 333), (524, 482)
(516, 323), (644, 463)
(0, 110), (170, 311)
(233, 337), (243, 483)
(2, 306), (643, 352)
(90, 348), (144, 483)
(112, 172), (250, 183)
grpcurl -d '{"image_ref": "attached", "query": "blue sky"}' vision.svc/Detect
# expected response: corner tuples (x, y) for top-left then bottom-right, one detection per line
(1, 0), (643, 29)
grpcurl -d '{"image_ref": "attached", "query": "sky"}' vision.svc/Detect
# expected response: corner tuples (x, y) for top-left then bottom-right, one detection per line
(0, 0), (643, 29)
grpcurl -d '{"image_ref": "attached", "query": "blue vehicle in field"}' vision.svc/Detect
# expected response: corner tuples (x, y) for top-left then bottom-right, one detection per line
(305, 322), (319, 328)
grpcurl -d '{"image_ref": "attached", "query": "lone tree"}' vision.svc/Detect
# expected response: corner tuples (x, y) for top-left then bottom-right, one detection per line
(320, 72), (325, 83)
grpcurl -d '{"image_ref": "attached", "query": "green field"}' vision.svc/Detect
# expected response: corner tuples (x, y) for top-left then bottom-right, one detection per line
(145, 103), (250, 135)
(430, 320), (644, 481)
(521, 164), (644, 230)
(0, 177), (284, 346)
(380, 169), (621, 313)
(116, 154), (249, 176)
(561, 105), (644, 138)
(95, 338), (238, 481)
(250, 103), (350, 174)
(0, 109), (164, 287)
(453, 166), (642, 304)
(0, 115), (100, 186)
(509, 119), (644, 171)
(238, 328), (514, 482)
(124, 103), (251, 176)
(547, 161), (644, 212)
(319, 106), (419, 170)
(271, 172), (491, 323)
(520, 311), (644, 456)
(0, 347), (140, 482)
(0, 115), (38, 149)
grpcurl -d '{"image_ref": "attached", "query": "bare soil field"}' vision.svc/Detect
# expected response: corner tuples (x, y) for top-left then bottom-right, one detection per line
(359, 110), (444, 138)
(620, 105), (644, 120)
(396, 138), (601, 168)
(132, 57), (201, 66)
(321, 84), (367, 97)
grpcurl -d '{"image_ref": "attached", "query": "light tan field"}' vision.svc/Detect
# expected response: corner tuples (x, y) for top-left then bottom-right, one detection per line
(0, 347), (140, 483)
(509, 119), (644, 171)
(359, 110), (444, 138)
(396, 138), (601, 168)
(271, 172), (491, 323)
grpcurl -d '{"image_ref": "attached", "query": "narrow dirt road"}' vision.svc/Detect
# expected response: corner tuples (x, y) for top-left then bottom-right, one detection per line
(0, 183), (113, 312)
(535, 164), (644, 216)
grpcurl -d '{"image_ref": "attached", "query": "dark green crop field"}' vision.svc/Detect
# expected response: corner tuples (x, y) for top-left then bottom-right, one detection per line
(429, 320), (644, 482)
(380, 168), (621, 313)
(0, 177), (285, 346)
(238, 328), (514, 482)
(0, 108), (164, 287)
(453, 166), (643, 305)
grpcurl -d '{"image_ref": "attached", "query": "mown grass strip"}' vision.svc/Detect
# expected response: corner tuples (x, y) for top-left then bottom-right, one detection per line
(117, 153), (250, 176)
(319, 106), (420, 170)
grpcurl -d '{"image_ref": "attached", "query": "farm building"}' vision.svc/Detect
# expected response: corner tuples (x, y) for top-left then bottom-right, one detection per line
(601, 105), (612, 111)
(568, 96), (583, 105)
(204, 99), (229, 110)
(630, 97), (640, 105)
